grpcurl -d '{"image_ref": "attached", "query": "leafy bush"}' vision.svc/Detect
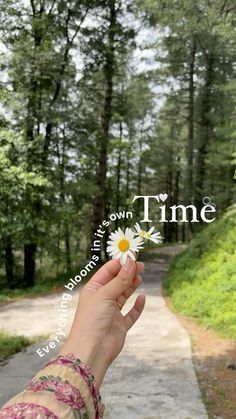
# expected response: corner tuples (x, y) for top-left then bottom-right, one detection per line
(165, 204), (236, 338)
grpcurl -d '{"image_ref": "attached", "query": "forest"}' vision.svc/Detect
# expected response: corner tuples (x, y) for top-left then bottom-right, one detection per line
(0, 0), (235, 290)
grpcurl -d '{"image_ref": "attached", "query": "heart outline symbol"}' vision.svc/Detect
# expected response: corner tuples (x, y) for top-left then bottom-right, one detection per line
(159, 193), (168, 202)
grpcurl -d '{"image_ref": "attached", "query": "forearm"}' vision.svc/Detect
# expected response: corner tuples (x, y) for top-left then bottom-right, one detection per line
(0, 352), (105, 418)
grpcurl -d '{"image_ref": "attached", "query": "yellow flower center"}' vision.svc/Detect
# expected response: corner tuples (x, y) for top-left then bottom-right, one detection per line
(118, 239), (130, 252)
(140, 230), (151, 239)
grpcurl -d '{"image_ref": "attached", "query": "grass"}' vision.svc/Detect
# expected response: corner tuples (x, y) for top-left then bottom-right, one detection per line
(0, 331), (32, 361)
(165, 204), (236, 338)
(0, 267), (86, 304)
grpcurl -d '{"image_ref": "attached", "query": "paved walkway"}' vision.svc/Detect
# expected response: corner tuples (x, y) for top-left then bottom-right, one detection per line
(0, 246), (208, 418)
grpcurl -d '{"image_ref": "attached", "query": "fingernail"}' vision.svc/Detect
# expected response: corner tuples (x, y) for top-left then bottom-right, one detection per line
(138, 262), (145, 272)
(137, 274), (143, 283)
(122, 257), (134, 272)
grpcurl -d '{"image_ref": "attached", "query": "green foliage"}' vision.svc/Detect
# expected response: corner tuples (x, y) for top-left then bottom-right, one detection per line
(165, 205), (236, 337)
(0, 0), (235, 289)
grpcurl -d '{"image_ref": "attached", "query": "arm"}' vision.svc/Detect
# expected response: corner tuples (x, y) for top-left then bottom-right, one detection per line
(0, 257), (145, 418)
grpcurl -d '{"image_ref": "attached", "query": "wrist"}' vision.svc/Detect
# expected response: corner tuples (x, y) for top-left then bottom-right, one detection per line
(90, 349), (109, 387)
(59, 338), (108, 387)
(59, 339), (96, 367)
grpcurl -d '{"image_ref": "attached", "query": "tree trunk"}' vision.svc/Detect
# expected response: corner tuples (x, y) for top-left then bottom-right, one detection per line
(23, 13), (42, 286)
(195, 54), (214, 214)
(24, 243), (37, 287)
(64, 225), (71, 272)
(58, 129), (72, 272)
(174, 157), (180, 242)
(91, 0), (116, 258)
(136, 138), (142, 217)
(104, 182), (111, 259)
(166, 168), (177, 242)
(185, 38), (196, 239)
(125, 138), (132, 215)
(115, 122), (122, 229)
(5, 236), (14, 289)
(43, 8), (88, 162)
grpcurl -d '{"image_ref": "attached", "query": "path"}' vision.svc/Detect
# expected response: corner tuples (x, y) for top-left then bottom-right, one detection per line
(0, 245), (208, 418)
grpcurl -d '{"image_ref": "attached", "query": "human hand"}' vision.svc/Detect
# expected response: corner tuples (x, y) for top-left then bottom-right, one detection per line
(59, 257), (145, 385)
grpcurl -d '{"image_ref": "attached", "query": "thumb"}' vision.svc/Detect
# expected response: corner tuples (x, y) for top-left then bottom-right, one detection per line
(100, 257), (136, 300)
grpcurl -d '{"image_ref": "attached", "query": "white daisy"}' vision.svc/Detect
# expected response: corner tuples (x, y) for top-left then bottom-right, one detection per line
(133, 222), (163, 244)
(107, 227), (144, 265)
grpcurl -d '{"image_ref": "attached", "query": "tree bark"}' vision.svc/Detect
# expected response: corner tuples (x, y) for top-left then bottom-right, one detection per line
(136, 138), (142, 217)
(23, 5), (42, 287)
(5, 236), (14, 289)
(64, 225), (71, 272)
(125, 134), (132, 215)
(58, 129), (72, 272)
(174, 157), (180, 242)
(185, 38), (196, 239)
(42, 8), (89, 161)
(24, 243), (37, 287)
(91, 0), (116, 259)
(195, 54), (214, 214)
(115, 122), (122, 229)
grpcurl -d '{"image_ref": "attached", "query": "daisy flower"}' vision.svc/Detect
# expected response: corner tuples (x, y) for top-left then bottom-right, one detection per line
(107, 227), (144, 265)
(133, 222), (163, 244)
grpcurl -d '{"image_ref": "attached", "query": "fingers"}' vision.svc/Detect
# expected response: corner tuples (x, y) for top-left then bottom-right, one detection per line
(136, 262), (145, 274)
(86, 258), (144, 291)
(100, 257), (136, 300)
(124, 294), (146, 331)
(117, 274), (143, 308)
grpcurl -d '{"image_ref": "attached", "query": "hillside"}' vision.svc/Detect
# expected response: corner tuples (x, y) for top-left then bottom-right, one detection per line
(165, 205), (236, 338)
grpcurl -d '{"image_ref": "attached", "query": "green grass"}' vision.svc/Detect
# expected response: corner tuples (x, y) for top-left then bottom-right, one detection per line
(0, 331), (49, 361)
(0, 331), (31, 361)
(165, 204), (236, 338)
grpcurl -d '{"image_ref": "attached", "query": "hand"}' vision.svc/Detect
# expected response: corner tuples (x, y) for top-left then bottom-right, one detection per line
(59, 257), (145, 385)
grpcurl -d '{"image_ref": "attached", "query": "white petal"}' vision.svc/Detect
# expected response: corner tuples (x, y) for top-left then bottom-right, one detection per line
(107, 244), (116, 251)
(109, 232), (117, 237)
(130, 243), (143, 252)
(149, 238), (158, 243)
(133, 236), (144, 246)
(109, 232), (119, 239)
(148, 226), (155, 234)
(131, 245), (143, 251)
(120, 252), (127, 265)
(118, 227), (125, 236)
(151, 232), (161, 237)
(109, 248), (120, 256)
(128, 250), (136, 261)
(150, 237), (162, 244)
(134, 222), (141, 232)
(125, 228), (134, 240)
